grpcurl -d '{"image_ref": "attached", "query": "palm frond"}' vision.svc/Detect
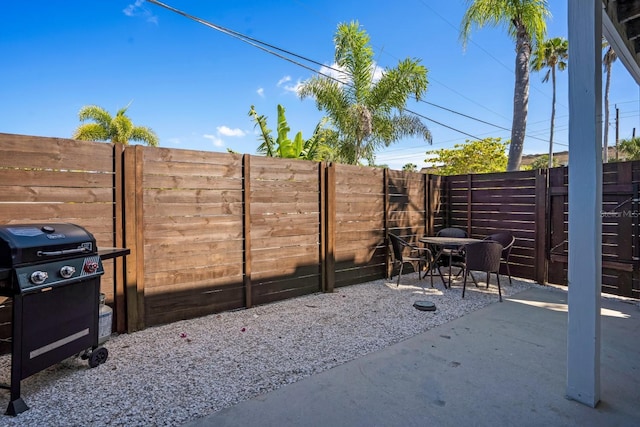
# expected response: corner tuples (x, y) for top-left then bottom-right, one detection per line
(460, 0), (550, 47)
(130, 126), (159, 146)
(72, 123), (110, 141)
(77, 105), (112, 129)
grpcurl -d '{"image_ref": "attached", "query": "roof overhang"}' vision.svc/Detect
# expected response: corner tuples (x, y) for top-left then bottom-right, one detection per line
(602, 0), (640, 84)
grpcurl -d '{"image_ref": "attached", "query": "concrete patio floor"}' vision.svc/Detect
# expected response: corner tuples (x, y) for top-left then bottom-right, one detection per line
(185, 285), (640, 427)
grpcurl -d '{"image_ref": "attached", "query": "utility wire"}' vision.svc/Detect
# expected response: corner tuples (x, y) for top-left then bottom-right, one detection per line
(146, 0), (503, 141)
(149, 1), (567, 151)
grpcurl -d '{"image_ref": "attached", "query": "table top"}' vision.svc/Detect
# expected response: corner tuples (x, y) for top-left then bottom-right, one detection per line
(419, 236), (482, 246)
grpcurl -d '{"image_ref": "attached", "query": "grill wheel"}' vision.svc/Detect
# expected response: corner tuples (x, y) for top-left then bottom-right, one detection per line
(88, 347), (109, 368)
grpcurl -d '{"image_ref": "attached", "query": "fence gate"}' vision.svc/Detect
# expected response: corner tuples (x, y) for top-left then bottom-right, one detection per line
(548, 164), (640, 298)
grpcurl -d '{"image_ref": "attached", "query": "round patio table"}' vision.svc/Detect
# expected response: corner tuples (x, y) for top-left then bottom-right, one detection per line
(419, 236), (482, 288)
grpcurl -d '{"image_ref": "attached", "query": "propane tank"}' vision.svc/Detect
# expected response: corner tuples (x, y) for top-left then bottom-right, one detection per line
(98, 293), (113, 345)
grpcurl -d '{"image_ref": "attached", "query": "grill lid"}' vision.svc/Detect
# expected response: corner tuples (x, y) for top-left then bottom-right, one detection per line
(0, 223), (97, 267)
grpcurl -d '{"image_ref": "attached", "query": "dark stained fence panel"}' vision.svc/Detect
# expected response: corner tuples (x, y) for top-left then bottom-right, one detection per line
(443, 170), (540, 281)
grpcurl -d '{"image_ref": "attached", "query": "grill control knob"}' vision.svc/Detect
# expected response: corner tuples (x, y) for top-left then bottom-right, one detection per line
(84, 261), (99, 274)
(30, 270), (48, 285)
(59, 265), (76, 279)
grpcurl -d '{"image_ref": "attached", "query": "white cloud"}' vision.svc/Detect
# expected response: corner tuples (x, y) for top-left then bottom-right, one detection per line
(277, 76), (292, 86)
(276, 75), (304, 95)
(123, 0), (158, 24)
(203, 134), (224, 147)
(283, 79), (304, 95)
(257, 88), (264, 97)
(372, 66), (384, 82)
(319, 63), (351, 84)
(217, 126), (245, 137)
(318, 62), (384, 85)
(203, 126), (246, 148)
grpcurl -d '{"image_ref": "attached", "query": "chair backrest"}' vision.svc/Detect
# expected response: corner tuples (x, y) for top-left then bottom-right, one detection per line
(485, 232), (515, 256)
(389, 234), (407, 262)
(464, 241), (503, 272)
(436, 227), (467, 238)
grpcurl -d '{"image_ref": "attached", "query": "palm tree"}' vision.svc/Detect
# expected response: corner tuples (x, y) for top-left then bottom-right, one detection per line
(618, 136), (640, 160)
(402, 163), (418, 172)
(602, 38), (617, 163)
(298, 21), (431, 166)
(460, 0), (550, 171)
(531, 37), (568, 168)
(73, 104), (159, 146)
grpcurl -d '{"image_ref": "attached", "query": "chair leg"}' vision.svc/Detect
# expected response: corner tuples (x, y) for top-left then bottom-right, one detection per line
(470, 271), (478, 287)
(430, 263), (434, 287)
(397, 263), (404, 287)
(486, 272), (490, 288)
(462, 269), (468, 298)
(425, 261), (434, 288)
(506, 262), (512, 284)
(496, 273), (502, 302)
(436, 265), (448, 288)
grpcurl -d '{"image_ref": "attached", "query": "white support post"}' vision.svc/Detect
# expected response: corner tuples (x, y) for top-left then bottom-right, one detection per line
(566, 0), (602, 407)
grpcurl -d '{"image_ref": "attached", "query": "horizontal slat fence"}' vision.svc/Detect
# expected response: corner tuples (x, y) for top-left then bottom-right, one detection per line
(0, 133), (638, 343)
(444, 170), (545, 282)
(0, 133), (123, 353)
(129, 146), (246, 328)
(248, 156), (322, 304)
(333, 164), (386, 287)
(549, 162), (640, 298)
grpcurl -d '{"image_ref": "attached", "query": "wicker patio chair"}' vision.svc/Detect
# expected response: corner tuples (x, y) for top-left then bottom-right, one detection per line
(484, 232), (516, 284)
(389, 234), (433, 287)
(462, 240), (503, 302)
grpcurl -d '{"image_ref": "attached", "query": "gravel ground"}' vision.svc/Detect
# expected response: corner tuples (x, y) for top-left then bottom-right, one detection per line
(0, 273), (539, 426)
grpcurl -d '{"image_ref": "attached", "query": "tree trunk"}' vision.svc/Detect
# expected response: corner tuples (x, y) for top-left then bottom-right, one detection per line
(604, 63), (612, 163)
(507, 24), (531, 172)
(548, 66), (557, 168)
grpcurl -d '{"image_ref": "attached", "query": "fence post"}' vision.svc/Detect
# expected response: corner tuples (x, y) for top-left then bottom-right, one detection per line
(534, 168), (548, 285)
(616, 161), (633, 295)
(466, 174), (472, 235)
(423, 173), (429, 237)
(445, 176), (451, 227)
(429, 174), (442, 233)
(319, 162), (327, 292)
(384, 168), (390, 278)
(324, 163), (336, 292)
(243, 154), (253, 307)
(123, 145), (144, 332)
(113, 144), (126, 333)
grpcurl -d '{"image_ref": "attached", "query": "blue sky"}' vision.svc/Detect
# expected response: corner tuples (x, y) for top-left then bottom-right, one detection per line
(1, 0), (639, 170)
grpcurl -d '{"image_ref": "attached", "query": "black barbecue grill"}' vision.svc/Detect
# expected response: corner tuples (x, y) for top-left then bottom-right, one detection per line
(0, 223), (111, 416)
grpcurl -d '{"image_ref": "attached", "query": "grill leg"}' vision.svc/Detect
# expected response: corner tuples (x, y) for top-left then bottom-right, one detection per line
(5, 398), (28, 417)
(6, 294), (29, 416)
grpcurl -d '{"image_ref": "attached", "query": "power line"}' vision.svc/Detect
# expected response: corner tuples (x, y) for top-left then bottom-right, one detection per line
(146, 0), (504, 141)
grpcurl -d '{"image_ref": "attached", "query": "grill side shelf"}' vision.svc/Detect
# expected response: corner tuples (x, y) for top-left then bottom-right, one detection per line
(98, 247), (130, 260)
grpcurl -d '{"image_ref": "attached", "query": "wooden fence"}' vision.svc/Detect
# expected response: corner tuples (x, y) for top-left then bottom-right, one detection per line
(547, 162), (640, 296)
(0, 133), (638, 347)
(0, 134), (125, 353)
(443, 169), (547, 283)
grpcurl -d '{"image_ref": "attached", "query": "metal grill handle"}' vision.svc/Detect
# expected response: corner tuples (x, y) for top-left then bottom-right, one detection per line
(37, 247), (90, 257)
